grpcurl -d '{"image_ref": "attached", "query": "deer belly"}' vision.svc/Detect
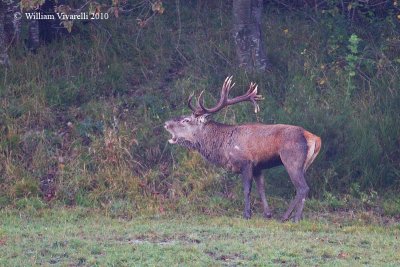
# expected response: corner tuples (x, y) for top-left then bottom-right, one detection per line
(256, 156), (283, 169)
(198, 149), (236, 171)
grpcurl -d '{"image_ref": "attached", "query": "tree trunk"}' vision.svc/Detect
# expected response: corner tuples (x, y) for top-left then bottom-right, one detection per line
(0, 1), (22, 66)
(233, 0), (270, 72)
(5, 2), (21, 44)
(27, 20), (40, 52)
(0, 1), (9, 66)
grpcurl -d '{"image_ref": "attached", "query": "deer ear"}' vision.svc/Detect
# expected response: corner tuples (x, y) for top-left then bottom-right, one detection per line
(198, 114), (209, 123)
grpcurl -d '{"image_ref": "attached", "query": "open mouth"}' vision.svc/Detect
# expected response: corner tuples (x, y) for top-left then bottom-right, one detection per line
(164, 124), (178, 144)
(168, 134), (178, 144)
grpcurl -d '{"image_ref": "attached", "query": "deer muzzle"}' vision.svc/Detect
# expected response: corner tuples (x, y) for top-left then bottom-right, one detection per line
(164, 121), (178, 144)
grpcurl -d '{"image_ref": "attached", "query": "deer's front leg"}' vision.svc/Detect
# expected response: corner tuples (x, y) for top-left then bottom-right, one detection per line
(241, 163), (253, 219)
(254, 171), (272, 219)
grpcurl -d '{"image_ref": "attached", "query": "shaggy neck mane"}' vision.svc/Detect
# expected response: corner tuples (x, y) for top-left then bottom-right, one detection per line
(193, 121), (237, 166)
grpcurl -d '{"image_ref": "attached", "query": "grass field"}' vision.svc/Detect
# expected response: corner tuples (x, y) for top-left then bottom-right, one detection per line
(1, 208), (399, 266)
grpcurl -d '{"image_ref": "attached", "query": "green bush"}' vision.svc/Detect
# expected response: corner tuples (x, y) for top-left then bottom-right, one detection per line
(382, 199), (400, 217)
(13, 178), (40, 199)
(15, 197), (46, 210)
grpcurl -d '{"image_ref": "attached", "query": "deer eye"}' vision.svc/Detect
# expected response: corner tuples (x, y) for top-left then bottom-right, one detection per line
(181, 118), (190, 124)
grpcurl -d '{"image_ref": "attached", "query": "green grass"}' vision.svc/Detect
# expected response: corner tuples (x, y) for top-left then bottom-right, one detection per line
(0, 208), (399, 266)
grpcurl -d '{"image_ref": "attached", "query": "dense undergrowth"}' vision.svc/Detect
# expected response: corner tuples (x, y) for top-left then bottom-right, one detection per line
(0, 1), (399, 217)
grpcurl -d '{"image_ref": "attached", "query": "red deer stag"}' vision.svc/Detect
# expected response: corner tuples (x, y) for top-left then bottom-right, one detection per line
(164, 76), (321, 222)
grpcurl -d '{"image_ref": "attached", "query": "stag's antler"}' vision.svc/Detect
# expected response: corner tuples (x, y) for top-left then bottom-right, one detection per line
(187, 92), (197, 112)
(188, 76), (263, 116)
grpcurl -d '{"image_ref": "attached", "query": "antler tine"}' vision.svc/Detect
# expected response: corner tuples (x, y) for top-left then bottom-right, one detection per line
(223, 76), (235, 99)
(214, 75), (235, 106)
(198, 90), (211, 113)
(249, 83), (264, 113)
(187, 92), (197, 112)
(196, 90), (205, 111)
(249, 82), (264, 113)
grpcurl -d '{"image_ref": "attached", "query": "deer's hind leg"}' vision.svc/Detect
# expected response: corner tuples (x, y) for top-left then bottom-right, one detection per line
(280, 148), (309, 222)
(283, 170), (309, 222)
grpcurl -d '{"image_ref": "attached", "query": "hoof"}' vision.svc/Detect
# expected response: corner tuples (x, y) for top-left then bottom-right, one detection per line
(263, 212), (272, 219)
(243, 212), (252, 220)
(280, 216), (290, 223)
(292, 216), (302, 223)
